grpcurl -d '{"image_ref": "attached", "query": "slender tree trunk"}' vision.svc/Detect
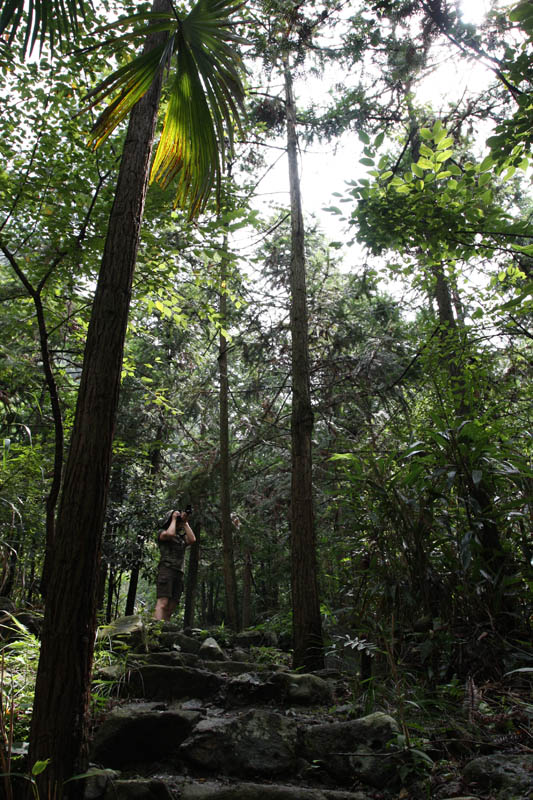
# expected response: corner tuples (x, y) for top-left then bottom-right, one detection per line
(125, 562), (139, 616)
(241, 549), (252, 629)
(219, 249), (239, 630)
(28, 3), (169, 794)
(184, 522), (200, 628)
(0, 246), (64, 599)
(284, 62), (324, 672)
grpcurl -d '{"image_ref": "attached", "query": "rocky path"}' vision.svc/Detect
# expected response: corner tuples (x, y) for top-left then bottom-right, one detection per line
(86, 618), (533, 800)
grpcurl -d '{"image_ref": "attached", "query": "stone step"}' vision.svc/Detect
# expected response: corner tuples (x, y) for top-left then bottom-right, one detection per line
(87, 776), (373, 800)
(90, 702), (399, 794)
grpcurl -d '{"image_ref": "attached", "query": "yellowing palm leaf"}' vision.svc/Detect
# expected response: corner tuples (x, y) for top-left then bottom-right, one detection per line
(87, 0), (246, 218)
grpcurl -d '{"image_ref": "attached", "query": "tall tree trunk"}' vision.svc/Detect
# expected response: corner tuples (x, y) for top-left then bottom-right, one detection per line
(284, 62), (324, 672)
(241, 549), (252, 629)
(184, 521), (200, 628)
(219, 248), (239, 630)
(125, 561), (139, 617)
(28, 3), (169, 794)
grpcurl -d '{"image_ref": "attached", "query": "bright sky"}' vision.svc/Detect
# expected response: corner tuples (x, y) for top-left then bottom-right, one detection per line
(241, 0), (502, 267)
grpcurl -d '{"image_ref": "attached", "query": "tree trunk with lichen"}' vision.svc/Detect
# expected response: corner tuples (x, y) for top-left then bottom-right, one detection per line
(28, 3), (170, 795)
(284, 61), (324, 672)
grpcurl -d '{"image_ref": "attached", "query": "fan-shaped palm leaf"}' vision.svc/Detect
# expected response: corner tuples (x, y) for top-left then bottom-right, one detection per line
(86, 0), (246, 218)
(0, 0), (88, 55)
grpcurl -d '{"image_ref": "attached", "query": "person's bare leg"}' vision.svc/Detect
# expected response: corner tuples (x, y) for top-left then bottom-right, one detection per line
(154, 597), (169, 620)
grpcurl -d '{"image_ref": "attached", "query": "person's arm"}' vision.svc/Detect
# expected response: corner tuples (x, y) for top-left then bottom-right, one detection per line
(181, 513), (196, 545)
(159, 511), (196, 545)
(159, 511), (180, 541)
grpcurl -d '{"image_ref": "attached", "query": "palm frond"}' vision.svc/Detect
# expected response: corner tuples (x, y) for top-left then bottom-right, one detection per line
(0, 0), (88, 55)
(87, 0), (246, 218)
(87, 38), (175, 149)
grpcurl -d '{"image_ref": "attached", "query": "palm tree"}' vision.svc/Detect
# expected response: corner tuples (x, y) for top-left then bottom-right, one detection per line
(2, 0), (245, 795)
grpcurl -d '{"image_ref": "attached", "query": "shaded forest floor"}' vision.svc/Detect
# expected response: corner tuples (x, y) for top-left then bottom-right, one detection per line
(2, 611), (533, 799)
(86, 617), (533, 799)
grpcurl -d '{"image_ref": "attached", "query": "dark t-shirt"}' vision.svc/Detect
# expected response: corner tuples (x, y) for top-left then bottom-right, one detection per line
(157, 532), (187, 572)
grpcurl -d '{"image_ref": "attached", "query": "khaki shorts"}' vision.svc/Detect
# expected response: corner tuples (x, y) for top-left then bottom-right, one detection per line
(156, 564), (184, 603)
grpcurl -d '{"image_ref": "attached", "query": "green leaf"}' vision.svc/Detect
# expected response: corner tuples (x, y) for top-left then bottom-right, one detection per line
(509, 1), (533, 24)
(511, 243), (533, 256)
(360, 157), (375, 166)
(358, 130), (370, 144)
(419, 128), (433, 140)
(87, 0), (246, 219)
(479, 155), (494, 172)
(417, 157), (433, 170)
(436, 136), (453, 150)
(411, 163), (424, 178)
(374, 132), (385, 148)
(32, 759), (51, 776)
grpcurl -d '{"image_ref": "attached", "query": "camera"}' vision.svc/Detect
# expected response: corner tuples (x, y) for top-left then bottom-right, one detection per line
(177, 504), (192, 521)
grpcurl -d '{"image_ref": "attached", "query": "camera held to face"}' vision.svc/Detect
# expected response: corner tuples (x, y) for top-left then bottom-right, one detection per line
(177, 504), (192, 522)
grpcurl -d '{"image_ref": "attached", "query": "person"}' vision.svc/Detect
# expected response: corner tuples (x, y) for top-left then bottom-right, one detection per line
(153, 509), (196, 621)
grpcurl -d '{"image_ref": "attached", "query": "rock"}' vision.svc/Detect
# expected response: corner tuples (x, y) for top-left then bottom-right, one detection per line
(267, 671), (334, 705)
(202, 660), (272, 675)
(225, 673), (276, 706)
(157, 630), (201, 654)
(0, 607), (43, 641)
(463, 753), (533, 798)
(234, 630), (278, 648)
(91, 701), (201, 768)
(232, 647), (249, 662)
(100, 778), (174, 799)
(179, 780), (371, 799)
(0, 597), (16, 613)
(98, 616), (146, 650)
(122, 664), (222, 701)
(199, 637), (227, 661)
(133, 650), (198, 668)
(301, 711), (400, 789)
(13, 610), (42, 636)
(84, 768), (120, 799)
(180, 708), (298, 777)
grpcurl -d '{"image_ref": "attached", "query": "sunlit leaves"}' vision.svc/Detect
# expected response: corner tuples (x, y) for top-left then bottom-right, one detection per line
(347, 119), (532, 272)
(86, 0), (246, 219)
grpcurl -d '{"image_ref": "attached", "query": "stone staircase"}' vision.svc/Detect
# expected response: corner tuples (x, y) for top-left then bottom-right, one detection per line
(86, 617), (533, 800)
(86, 618), (401, 800)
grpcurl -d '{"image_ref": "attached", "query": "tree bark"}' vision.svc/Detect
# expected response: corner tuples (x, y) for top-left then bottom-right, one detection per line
(219, 249), (239, 630)
(241, 549), (252, 629)
(28, 2), (169, 794)
(284, 62), (324, 672)
(183, 522), (200, 628)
